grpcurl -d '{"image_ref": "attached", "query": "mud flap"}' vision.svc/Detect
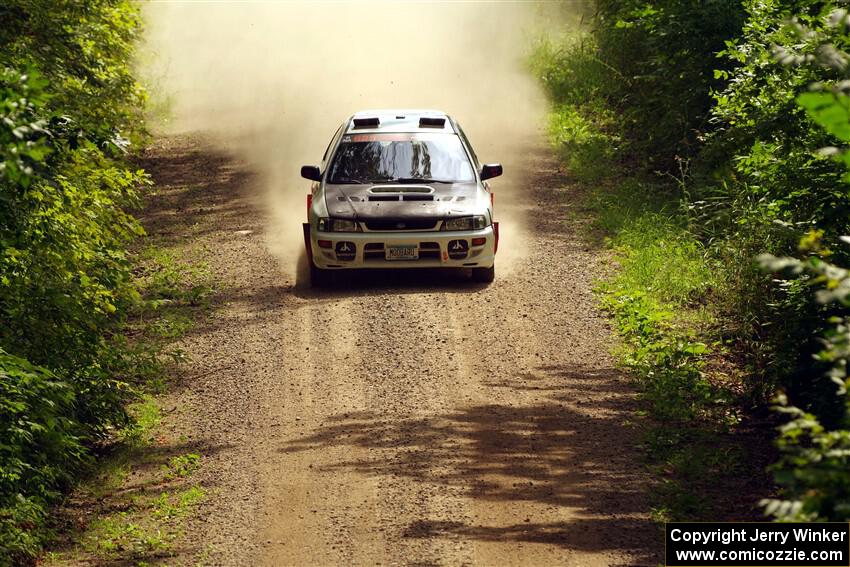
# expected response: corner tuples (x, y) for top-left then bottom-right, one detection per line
(303, 223), (313, 262)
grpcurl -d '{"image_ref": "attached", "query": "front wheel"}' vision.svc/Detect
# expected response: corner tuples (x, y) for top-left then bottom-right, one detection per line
(471, 265), (495, 283)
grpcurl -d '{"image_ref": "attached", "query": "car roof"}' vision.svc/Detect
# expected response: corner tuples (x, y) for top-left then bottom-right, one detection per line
(346, 109), (455, 134)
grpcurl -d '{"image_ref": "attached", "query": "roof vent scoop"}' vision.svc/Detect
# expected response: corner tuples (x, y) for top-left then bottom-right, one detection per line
(419, 117), (446, 128)
(353, 117), (380, 128)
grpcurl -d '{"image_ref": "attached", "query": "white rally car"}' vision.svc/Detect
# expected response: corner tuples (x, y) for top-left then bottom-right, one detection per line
(301, 109), (502, 286)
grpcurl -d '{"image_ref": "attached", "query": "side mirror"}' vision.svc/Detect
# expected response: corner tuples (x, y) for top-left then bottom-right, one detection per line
(480, 163), (503, 181)
(301, 165), (322, 182)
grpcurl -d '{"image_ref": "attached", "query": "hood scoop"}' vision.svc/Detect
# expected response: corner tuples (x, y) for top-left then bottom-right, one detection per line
(367, 184), (435, 202)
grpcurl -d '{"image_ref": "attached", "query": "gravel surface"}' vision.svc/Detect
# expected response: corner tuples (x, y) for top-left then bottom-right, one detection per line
(136, 135), (659, 567)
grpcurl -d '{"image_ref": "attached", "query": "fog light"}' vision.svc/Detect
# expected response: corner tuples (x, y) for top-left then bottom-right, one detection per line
(448, 239), (469, 259)
(335, 241), (356, 261)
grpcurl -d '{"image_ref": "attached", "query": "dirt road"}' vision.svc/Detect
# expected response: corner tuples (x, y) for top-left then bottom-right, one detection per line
(138, 135), (658, 566)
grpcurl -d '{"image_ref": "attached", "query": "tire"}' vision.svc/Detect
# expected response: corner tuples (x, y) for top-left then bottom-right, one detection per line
(310, 262), (334, 288)
(471, 265), (495, 283)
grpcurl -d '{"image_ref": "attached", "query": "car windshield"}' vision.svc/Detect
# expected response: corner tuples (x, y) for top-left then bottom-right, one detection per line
(327, 132), (475, 184)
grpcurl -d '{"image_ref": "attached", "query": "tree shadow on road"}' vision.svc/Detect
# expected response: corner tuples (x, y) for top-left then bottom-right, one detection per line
(279, 362), (660, 565)
(135, 138), (260, 242)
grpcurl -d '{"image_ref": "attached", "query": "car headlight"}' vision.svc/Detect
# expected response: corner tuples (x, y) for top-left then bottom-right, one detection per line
(317, 218), (361, 232)
(442, 215), (488, 231)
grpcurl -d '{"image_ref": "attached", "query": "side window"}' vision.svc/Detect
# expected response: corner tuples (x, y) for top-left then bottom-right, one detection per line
(456, 124), (479, 169)
(322, 123), (345, 165)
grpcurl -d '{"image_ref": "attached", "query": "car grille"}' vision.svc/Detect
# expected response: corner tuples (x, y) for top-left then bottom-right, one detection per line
(363, 219), (439, 231)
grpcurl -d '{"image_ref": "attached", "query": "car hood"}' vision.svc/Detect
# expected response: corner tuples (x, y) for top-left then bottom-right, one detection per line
(323, 183), (484, 220)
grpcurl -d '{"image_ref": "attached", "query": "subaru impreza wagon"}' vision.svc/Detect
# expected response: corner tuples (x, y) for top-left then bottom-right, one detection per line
(301, 109), (502, 286)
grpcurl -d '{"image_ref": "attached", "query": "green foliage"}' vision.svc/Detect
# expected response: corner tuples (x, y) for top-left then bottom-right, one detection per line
(799, 92), (850, 145)
(598, 256), (735, 522)
(601, 290), (716, 422)
(529, 35), (619, 108)
(584, 173), (717, 309)
(545, 104), (619, 182)
(136, 246), (215, 310)
(704, 0), (850, 242)
(0, 71), (147, 372)
(81, 484), (205, 559)
(0, 1), (150, 562)
(693, 2), (850, 408)
(163, 453), (201, 480)
(0, 0), (147, 148)
(593, 0), (746, 169)
(530, 36), (620, 182)
(536, 0), (850, 404)
(0, 68), (51, 188)
(151, 486), (205, 521)
(607, 214), (715, 306)
(119, 395), (162, 447)
(760, 241), (850, 521)
(755, 23), (850, 519)
(532, 0), (850, 522)
(0, 350), (83, 562)
(83, 513), (169, 557)
(49, 417), (206, 565)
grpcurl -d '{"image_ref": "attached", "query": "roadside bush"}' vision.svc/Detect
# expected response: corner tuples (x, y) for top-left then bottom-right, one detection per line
(530, 36), (621, 182)
(757, 19), (850, 519)
(593, 0), (746, 170)
(0, 1), (149, 561)
(533, 0), (850, 520)
(0, 351), (84, 561)
(760, 240), (850, 521)
(0, 68), (146, 434)
(529, 36), (618, 108)
(546, 103), (619, 182)
(537, 0), (850, 406)
(693, 2), (850, 408)
(0, 0), (146, 146)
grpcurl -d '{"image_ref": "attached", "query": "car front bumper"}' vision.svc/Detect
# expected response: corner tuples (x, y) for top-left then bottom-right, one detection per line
(304, 223), (497, 270)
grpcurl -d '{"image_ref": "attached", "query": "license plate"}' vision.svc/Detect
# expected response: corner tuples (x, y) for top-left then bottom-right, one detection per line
(385, 245), (418, 260)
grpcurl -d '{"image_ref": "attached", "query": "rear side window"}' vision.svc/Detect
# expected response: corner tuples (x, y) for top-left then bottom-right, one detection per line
(327, 133), (475, 184)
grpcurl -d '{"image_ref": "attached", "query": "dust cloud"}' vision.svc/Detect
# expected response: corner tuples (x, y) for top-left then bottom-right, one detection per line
(141, 2), (575, 277)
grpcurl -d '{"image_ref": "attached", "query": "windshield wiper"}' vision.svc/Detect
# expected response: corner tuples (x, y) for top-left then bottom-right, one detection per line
(330, 178), (363, 184)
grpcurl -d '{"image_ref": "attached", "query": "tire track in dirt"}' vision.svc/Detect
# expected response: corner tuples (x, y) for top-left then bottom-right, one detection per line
(137, 135), (660, 566)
